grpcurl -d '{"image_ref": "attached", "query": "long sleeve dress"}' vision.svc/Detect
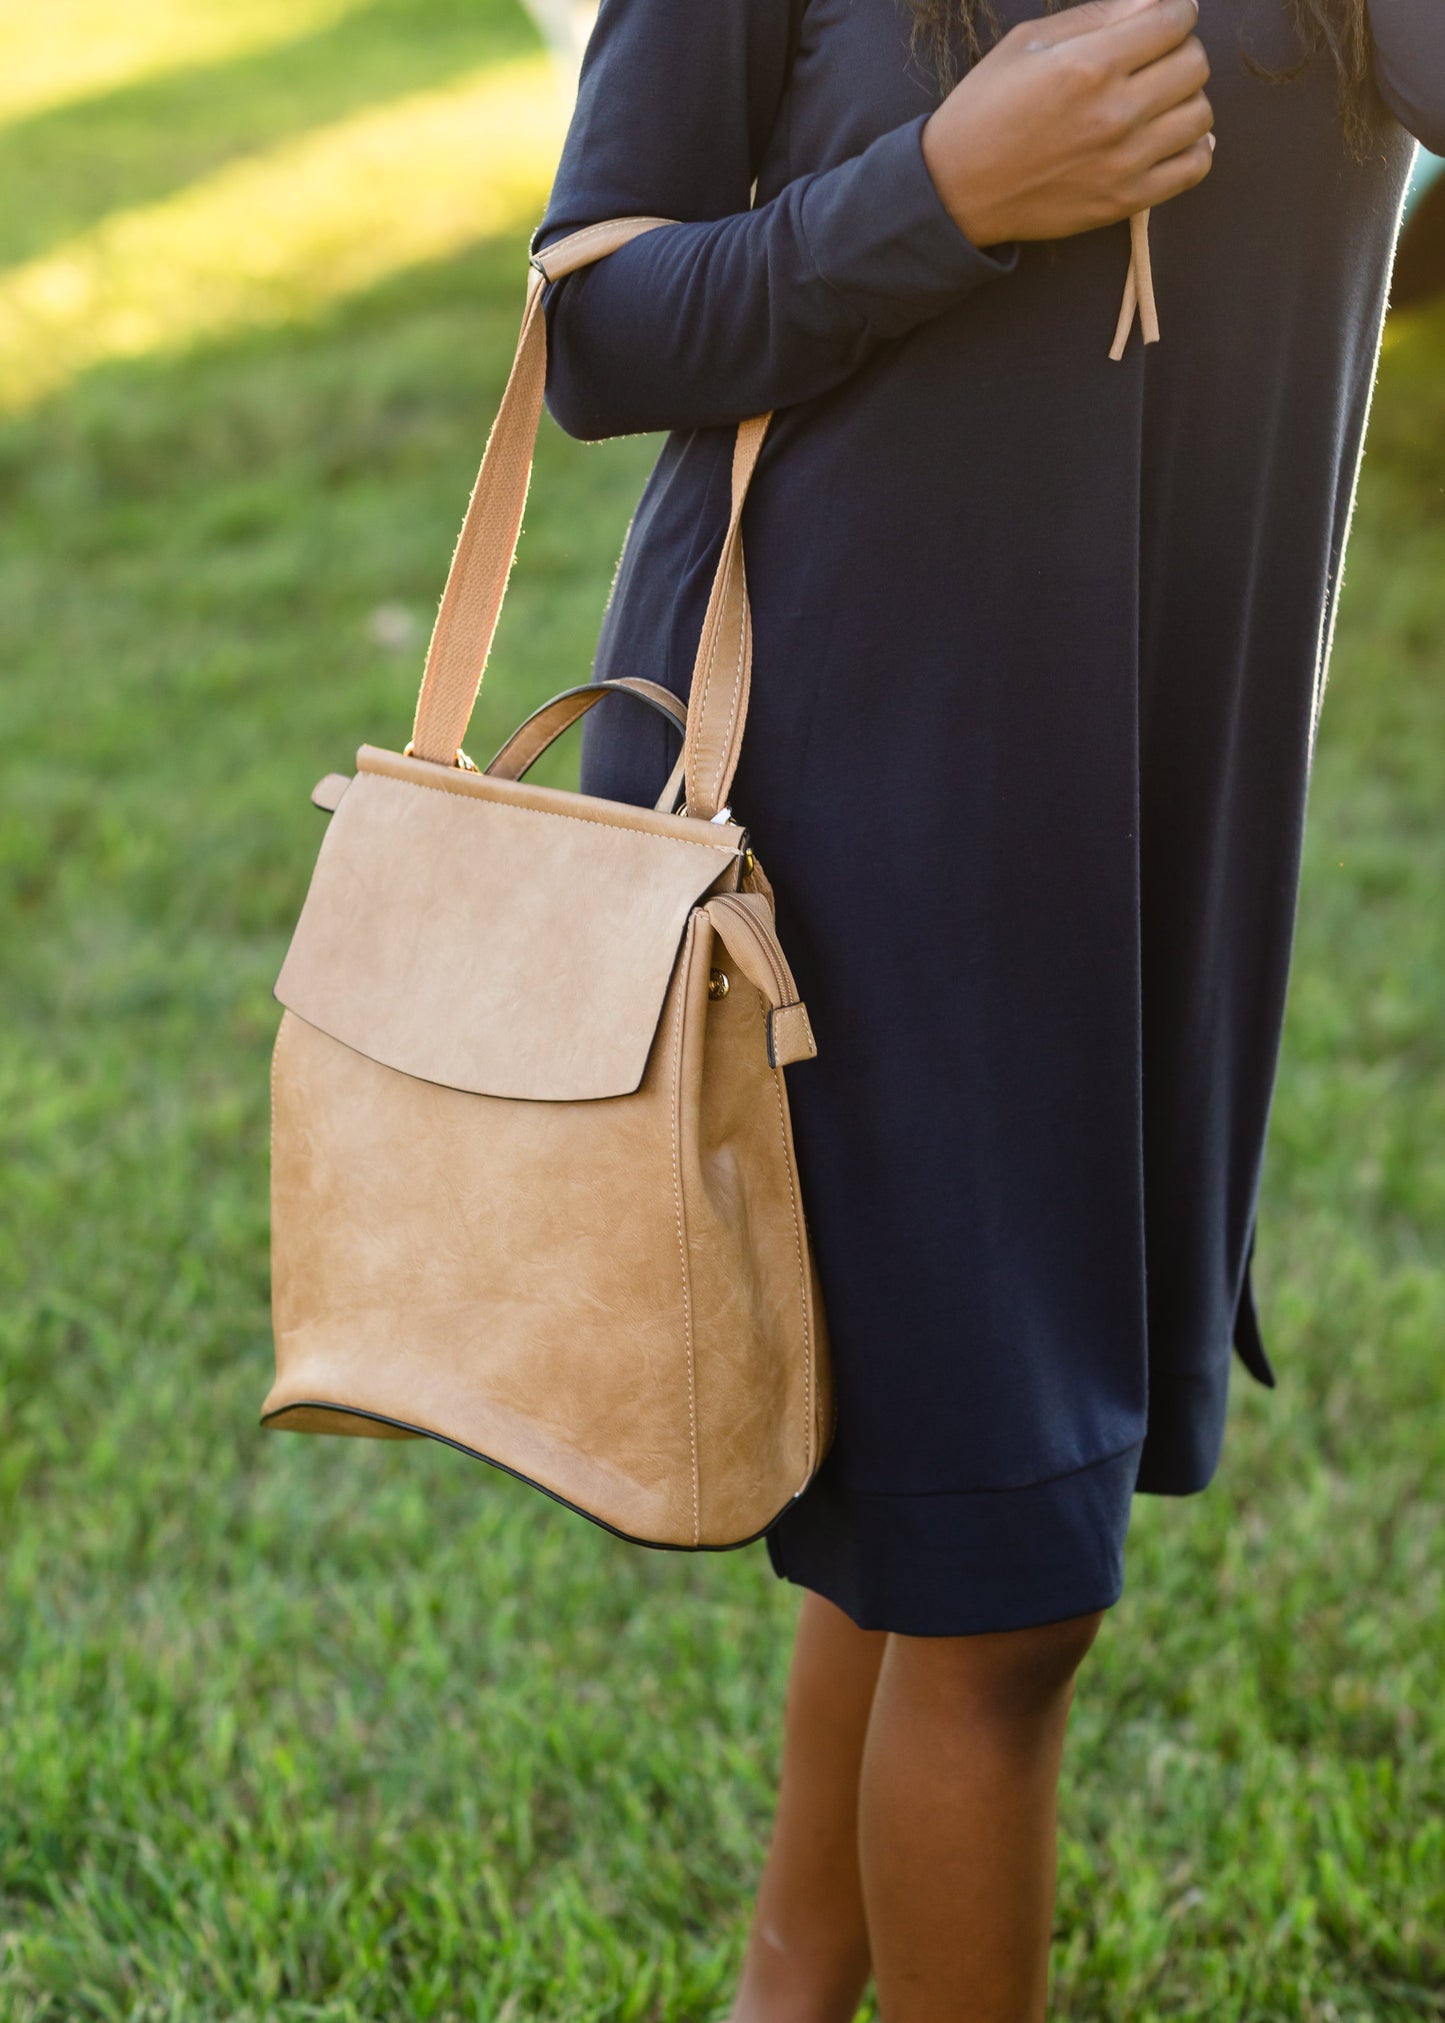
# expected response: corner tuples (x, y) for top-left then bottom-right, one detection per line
(534, 0), (1444, 1635)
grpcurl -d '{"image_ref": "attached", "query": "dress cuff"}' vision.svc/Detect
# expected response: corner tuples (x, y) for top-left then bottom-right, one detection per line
(798, 112), (1018, 340)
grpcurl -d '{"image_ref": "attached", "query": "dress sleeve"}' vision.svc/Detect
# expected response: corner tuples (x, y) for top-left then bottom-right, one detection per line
(1369, 0), (1445, 154)
(533, 0), (1017, 441)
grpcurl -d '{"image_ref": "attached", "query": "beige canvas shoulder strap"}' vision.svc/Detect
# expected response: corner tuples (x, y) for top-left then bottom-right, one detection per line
(409, 217), (770, 821)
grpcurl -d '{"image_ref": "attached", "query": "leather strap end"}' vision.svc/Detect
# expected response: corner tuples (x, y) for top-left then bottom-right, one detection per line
(311, 773), (351, 812)
(1109, 210), (1159, 361)
(767, 1002), (817, 1069)
(1131, 207), (1160, 346)
(1109, 262), (1138, 362)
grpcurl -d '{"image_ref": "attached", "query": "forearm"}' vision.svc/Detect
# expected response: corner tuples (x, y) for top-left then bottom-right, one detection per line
(538, 116), (1014, 441)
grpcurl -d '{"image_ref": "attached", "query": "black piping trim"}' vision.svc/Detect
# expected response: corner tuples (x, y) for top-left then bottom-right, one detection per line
(259, 1400), (794, 1552)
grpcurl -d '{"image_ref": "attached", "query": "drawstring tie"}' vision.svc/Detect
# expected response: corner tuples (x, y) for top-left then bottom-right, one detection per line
(1109, 209), (1159, 360)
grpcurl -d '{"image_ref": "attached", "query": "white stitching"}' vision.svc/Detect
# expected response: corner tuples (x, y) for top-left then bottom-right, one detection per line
(771, 1006), (814, 1063)
(688, 535), (732, 813)
(269, 1012), (293, 1324)
(669, 922), (702, 1546)
(767, 1056), (814, 1481)
(703, 425), (767, 809)
(269, 1010), (287, 1188)
(710, 895), (797, 1009)
(707, 571), (749, 814)
(684, 421), (766, 816)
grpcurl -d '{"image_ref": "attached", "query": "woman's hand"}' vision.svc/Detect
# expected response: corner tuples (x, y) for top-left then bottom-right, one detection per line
(921, 0), (1214, 248)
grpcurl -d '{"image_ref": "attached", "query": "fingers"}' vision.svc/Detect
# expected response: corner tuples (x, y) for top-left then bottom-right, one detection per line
(1084, 0), (1203, 73)
(1131, 88), (1214, 166)
(1138, 132), (1215, 205)
(1123, 34), (1212, 121)
(1020, 0), (1164, 48)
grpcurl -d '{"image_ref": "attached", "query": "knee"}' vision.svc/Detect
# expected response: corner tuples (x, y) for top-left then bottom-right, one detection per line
(890, 1608), (1106, 1730)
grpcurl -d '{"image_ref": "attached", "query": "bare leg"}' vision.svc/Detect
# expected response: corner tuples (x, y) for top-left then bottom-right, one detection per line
(729, 1591), (887, 2023)
(858, 1610), (1105, 2023)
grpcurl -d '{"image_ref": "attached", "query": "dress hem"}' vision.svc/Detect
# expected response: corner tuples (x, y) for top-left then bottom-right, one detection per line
(764, 1438), (1144, 1637)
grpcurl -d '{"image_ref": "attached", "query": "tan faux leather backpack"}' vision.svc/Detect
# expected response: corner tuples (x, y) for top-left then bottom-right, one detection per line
(261, 218), (833, 1549)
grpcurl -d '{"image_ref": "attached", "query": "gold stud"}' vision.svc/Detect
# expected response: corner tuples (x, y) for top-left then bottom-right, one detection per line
(708, 969), (730, 1001)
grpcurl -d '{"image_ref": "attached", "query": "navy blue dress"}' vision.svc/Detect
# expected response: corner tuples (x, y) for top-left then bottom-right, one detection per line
(536, 0), (1444, 1634)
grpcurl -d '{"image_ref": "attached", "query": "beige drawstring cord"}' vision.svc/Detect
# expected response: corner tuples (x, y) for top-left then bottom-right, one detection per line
(1109, 209), (1159, 360)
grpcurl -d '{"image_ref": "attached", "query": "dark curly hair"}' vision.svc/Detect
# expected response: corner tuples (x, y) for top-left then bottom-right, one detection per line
(906, 0), (1379, 155)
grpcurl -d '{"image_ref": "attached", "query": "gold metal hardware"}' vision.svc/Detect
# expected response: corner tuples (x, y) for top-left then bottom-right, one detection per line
(741, 849), (756, 879)
(708, 969), (730, 1001)
(402, 740), (478, 771)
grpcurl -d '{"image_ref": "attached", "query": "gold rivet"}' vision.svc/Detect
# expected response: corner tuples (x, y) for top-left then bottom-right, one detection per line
(708, 969), (730, 1001)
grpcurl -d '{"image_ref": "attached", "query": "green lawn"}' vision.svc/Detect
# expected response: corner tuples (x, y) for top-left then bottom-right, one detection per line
(2, 8), (1443, 2019)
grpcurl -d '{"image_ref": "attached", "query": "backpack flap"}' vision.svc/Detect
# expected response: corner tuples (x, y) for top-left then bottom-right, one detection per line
(275, 744), (746, 1102)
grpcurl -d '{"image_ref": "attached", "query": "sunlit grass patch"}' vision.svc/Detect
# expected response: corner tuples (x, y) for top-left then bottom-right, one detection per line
(0, 56), (566, 414)
(0, 0), (366, 126)
(0, 0), (540, 276)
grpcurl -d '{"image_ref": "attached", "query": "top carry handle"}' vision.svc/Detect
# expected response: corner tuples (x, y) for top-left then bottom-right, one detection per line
(408, 217), (771, 823)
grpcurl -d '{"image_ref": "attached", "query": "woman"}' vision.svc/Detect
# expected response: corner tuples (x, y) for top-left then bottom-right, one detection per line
(534, 0), (1443, 2014)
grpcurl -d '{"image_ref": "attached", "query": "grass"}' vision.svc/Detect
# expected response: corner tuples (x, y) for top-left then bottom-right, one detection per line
(1, 5), (1442, 2017)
